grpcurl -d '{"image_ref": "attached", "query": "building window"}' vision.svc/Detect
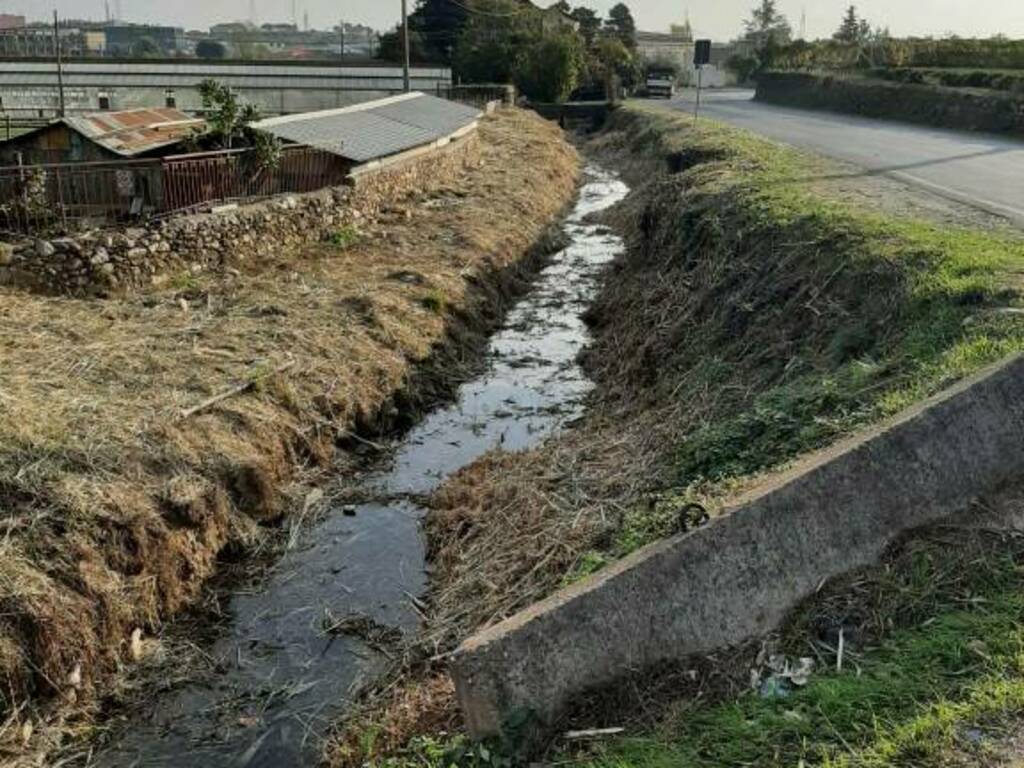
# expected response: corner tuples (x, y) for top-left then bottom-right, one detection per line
(98, 93), (110, 110)
(165, 89), (176, 109)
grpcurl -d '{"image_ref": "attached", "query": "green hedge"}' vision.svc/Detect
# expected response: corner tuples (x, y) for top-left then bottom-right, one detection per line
(871, 66), (1024, 94)
(771, 38), (1024, 72)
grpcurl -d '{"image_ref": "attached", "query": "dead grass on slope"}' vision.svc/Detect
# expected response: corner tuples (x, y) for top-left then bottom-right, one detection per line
(331, 105), (1024, 763)
(0, 107), (578, 762)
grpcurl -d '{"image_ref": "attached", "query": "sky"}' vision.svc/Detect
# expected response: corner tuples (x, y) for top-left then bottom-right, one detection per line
(7, 0), (1023, 41)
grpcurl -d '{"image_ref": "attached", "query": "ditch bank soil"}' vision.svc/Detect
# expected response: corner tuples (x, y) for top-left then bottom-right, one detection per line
(0, 108), (579, 764)
(329, 103), (1024, 763)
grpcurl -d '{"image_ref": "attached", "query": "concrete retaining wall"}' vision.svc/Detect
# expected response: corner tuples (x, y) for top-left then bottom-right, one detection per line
(452, 353), (1024, 740)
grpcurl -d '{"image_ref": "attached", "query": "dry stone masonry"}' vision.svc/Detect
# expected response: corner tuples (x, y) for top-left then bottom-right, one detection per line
(0, 132), (480, 296)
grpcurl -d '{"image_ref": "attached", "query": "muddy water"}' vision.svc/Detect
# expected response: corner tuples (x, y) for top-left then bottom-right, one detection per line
(95, 166), (628, 768)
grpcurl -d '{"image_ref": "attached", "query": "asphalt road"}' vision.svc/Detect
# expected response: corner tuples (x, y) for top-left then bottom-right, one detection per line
(657, 89), (1024, 226)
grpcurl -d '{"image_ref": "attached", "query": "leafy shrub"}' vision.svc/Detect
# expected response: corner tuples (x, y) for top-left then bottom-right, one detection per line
(514, 32), (585, 103)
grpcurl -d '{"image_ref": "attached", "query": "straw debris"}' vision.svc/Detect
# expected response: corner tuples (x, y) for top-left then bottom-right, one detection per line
(0, 107), (578, 761)
(328, 103), (1024, 764)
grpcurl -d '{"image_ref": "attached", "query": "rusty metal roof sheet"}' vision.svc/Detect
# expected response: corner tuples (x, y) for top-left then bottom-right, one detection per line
(63, 107), (205, 157)
(253, 92), (481, 163)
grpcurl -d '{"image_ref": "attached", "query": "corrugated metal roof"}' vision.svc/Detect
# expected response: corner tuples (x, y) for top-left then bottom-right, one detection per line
(64, 107), (205, 156)
(253, 92), (481, 163)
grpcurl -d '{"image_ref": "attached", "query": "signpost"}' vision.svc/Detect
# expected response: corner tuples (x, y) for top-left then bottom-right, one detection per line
(693, 38), (711, 124)
(401, 0), (411, 92)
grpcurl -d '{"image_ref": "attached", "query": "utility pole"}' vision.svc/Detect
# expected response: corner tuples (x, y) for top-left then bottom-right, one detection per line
(401, 0), (410, 92)
(339, 19), (345, 60)
(53, 11), (66, 118)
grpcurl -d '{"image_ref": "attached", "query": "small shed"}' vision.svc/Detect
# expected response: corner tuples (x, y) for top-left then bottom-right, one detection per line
(0, 107), (205, 166)
(252, 92), (482, 170)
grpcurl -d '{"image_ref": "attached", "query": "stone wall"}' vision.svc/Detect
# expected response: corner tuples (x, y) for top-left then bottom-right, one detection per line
(0, 130), (481, 296)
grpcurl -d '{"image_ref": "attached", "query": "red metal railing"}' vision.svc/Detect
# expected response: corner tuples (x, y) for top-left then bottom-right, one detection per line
(0, 146), (350, 236)
(161, 146), (348, 213)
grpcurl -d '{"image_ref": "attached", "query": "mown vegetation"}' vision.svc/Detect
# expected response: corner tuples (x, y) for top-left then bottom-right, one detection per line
(0, 109), (580, 766)
(555, 103), (1024, 768)
(331, 103), (1024, 767)
(570, 102), (1024, 571)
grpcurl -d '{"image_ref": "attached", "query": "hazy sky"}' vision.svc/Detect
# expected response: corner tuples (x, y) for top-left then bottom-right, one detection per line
(9, 0), (1023, 41)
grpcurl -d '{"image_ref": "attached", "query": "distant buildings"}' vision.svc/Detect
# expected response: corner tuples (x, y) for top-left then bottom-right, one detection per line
(103, 25), (187, 57)
(0, 17), (376, 61)
(200, 21), (378, 59)
(636, 31), (695, 73)
(0, 21), (187, 59)
(636, 27), (753, 88)
(0, 26), (88, 58)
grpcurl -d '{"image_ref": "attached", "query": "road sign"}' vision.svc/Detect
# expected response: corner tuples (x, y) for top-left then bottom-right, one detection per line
(694, 39), (711, 67)
(693, 40), (712, 123)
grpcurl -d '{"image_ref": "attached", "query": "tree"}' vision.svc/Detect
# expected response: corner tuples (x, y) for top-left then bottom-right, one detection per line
(590, 35), (639, 94)
(605, 3), (636, 50)
(549, 0), (571, 13)
(408, 0), (469, 64)
(453, 0), (536, 84)
(196, 39), (227, 59)
(514, 32), (584, 102)
(834, 5), (871, 43)
(743, 0), (791, 57)
(570, 6), (601, 46)
(196, 80), (280, 170)
(377, 25), (430, 63)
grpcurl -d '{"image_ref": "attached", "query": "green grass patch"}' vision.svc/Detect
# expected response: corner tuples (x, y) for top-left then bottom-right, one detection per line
(328, 224), (362, 249)
(567, 532), (1024, 768)
(606, 103), (1024, 552)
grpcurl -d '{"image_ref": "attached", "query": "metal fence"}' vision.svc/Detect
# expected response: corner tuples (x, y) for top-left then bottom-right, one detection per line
(0, 146), (350, 236)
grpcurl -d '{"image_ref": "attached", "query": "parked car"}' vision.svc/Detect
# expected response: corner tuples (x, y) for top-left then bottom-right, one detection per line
(645, 72), (676, 99)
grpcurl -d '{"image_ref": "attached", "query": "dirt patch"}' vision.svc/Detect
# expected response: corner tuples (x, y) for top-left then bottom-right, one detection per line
(0, 107), (578, 761)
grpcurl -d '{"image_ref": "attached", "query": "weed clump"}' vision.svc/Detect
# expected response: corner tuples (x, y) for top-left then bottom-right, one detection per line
(327, 225), (361, 249)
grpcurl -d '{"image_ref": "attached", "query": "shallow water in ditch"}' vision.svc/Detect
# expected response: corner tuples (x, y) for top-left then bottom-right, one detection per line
(93, 165), (629, 768)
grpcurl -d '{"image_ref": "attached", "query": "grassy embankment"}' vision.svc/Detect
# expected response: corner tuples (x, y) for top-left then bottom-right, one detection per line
(337, 102), (1024, 766)
(0, 108), (579, 762)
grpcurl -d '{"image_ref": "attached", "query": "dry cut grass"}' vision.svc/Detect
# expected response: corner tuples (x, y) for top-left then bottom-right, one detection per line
(0, 107), (579, 761)
(330, 103), (1024, 765)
